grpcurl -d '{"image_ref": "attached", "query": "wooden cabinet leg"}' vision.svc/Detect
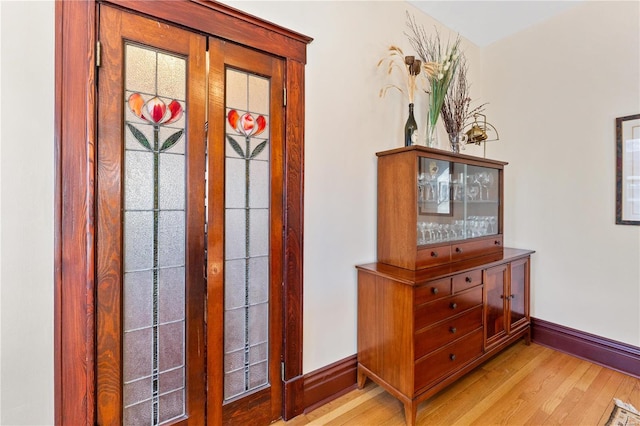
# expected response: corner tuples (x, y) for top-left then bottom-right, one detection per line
(357, 365), (367, 389)
(403, 401), (417, 426)
(524, 327), (531, 345)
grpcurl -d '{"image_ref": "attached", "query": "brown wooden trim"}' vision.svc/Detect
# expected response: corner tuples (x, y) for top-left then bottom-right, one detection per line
(54, 2), (62, 423)
(376, 145), (508, 167)
(54, 0), (97, 424)
(103, 0), (312, 64)
(303, 355), (358, 413)
(531, 317), (640, 378)
(281, 58), (306, 420)
(282, 355), (361, 420)
(283, 375), (305, 420)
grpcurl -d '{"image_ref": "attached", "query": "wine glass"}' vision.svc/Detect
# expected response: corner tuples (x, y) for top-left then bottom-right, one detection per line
(467, 185), (479, 201)
(453, 220), (465, 239)
(417, 173), (428, 202)
(488, 216), (497, 234)
(485, 172), (495, 200)
(470, 220), (480, 237)
(443, 224), (452, 241)
(477, 171), (494, 200)
(478, 219), (488, 236)
(450, 174), (460, 201)
(417, 221), (428, 244)
(426, 161), (439, 201)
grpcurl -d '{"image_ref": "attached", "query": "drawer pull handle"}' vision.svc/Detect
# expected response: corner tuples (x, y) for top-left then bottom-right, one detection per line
(430, 251), (438, 258)
(455, 247), (463, 253)
(431, 287), (439, 295)
(450, 327), (457, 334)
(500, 294), (506, 299)
(465, 276), (472, 283)
(495, 240), (501, 245)
(450, 302), (458, 309)
(510, 294), (515, 299)
(450, 354), (456, 361)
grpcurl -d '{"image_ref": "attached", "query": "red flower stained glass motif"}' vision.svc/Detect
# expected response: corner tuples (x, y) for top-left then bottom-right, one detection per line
(129, 93), (183, 125)
(226, 109), (268, 160)
(126, 93), (185, 153)
(227, 109), (267, 137)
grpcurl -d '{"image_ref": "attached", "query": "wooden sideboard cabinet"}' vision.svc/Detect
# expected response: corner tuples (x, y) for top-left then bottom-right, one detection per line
(357, 147), (534, 426)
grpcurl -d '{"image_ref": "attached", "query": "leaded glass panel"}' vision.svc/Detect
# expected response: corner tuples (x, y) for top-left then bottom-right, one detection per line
(223, 68), (271, 402)
(123, 42), (187, 425)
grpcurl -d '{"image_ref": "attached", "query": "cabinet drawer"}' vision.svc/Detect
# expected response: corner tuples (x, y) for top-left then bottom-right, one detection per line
(415, 278), (451, 306)
(415, 287), (482, 329)
(416, 244), (451, 269)
(452, 269), (482, 293)
(451, 236), (503, 262)
(415, 329), (483, 391)
(414, 306), (483, 359)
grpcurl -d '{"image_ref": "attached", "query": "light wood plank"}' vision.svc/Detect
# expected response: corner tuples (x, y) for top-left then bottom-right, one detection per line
(274, 343), (640, 426)
(417, 342), (549, 425)
(464, 350), (576, 425)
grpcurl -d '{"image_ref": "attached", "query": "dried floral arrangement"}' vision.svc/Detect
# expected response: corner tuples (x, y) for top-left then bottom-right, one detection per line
(440, 56), (487, 136)
(405, 12), (461, 142)
(377, 45), (425, 103)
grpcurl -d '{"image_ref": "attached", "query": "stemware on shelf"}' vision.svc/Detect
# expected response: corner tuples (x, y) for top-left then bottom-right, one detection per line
(415, 160), (501, 248)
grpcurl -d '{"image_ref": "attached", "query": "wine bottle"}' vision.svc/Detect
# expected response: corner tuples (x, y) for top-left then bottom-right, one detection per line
(404, 103), (418, 147)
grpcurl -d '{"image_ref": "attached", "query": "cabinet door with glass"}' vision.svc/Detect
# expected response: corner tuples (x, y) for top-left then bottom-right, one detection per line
(417, 158), (501, 242)
(377, 146), (507, 271)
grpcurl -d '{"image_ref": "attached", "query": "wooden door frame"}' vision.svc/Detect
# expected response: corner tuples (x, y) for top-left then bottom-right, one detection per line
(54, 1), (312, 424)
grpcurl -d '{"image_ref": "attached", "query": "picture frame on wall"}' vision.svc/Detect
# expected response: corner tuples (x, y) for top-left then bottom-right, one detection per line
(616, 114), (640, 225)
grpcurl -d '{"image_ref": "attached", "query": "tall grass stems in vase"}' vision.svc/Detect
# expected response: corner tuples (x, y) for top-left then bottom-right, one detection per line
(441, 57), (487, 152)
(378, 46), (424, 146)
(405, 12), (461, 148)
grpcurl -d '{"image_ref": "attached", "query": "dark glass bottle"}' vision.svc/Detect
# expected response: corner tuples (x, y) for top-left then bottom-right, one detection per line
(404, 103), (418, 147)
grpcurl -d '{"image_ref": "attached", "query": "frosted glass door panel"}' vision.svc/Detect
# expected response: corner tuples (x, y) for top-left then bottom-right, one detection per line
(224, 68), (271, 402)
(123, 42), (187, 425)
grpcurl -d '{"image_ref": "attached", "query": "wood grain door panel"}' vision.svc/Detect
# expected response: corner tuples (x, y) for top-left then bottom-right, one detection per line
(207, 38), (285, 426)
(96, 5), (207, 424)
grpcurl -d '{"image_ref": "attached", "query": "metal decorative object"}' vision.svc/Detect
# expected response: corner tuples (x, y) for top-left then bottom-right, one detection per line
(464, 113), (499, 157)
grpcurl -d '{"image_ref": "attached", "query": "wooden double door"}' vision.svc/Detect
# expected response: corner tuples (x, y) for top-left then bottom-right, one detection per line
(95, 5), (286, 424)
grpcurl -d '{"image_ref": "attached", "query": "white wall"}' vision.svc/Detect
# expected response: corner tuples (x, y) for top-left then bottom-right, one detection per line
(484, 1), (640, 346)
(0, 1), (55, 424)
(1, 1), (638, 425)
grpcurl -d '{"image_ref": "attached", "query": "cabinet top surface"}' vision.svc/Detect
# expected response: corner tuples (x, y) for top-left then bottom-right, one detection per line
(356, 247), (535, 284)
(376, 145), (508, 167)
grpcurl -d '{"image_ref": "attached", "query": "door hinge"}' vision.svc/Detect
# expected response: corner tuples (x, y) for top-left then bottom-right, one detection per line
(281, 361), (285, 382)
(96, 41), (102, 68)
(283, 88), (287, 107)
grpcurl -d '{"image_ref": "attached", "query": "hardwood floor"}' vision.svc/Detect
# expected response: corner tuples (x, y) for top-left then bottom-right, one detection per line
(274, 342), (640, 425)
